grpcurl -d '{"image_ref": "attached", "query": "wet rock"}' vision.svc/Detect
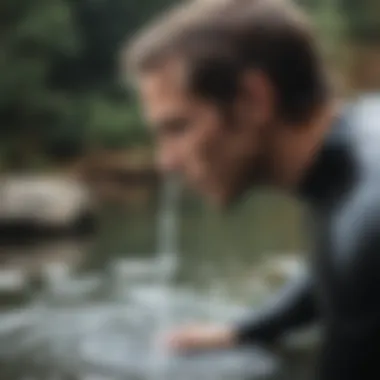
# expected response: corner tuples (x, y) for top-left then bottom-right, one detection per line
(0, 176), (96, 241)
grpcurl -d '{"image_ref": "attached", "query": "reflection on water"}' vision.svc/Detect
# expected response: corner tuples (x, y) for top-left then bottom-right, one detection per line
(0, 260), (281, 380)
(0, 190), (310, 380)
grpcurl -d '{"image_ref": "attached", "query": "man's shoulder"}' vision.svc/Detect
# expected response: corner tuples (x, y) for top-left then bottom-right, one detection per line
(331, 181), (380, 254)
(343, 93), (380, 132)
(342, 181), (380, 224)
(344, 94), (380, 159)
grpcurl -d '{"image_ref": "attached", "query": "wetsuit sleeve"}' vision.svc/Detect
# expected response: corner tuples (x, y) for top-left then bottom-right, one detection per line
(316, 206), (380, 380)
(234, 272), (318, 345)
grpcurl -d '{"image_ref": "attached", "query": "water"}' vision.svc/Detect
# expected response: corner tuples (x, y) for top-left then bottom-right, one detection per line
(148, 179), (180, 380)
(0, 189), (311, 380)
(0, 268), (284, 380)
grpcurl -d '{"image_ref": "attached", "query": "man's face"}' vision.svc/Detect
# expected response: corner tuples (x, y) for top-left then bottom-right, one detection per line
(137, 62), (275, 207)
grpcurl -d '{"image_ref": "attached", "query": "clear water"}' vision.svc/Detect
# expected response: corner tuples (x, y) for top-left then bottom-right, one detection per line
(0, 189), (313, 380)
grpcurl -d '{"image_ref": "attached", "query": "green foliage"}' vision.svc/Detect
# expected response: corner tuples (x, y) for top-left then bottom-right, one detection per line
(84, 94), (148, 149)
(0, 0), (164, 169)
(0, 0), (80, 167)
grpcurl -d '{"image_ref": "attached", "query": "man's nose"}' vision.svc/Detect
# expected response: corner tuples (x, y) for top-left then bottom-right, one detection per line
(156, 147), (183, 175)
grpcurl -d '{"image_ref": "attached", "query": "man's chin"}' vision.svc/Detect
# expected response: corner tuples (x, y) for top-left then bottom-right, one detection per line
(204, 190), (243, 211)
(190, 182), (246, 210)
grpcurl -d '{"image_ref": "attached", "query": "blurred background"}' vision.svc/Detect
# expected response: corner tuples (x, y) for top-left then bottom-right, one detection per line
(0, 1), (379, 379)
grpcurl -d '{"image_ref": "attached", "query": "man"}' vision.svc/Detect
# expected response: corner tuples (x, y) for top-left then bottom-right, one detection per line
(125, 0), (380, 379)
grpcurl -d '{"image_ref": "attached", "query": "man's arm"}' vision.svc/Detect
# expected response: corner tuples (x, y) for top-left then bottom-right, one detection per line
(235, 272), (319, 345)
(165, 271), (319, 351)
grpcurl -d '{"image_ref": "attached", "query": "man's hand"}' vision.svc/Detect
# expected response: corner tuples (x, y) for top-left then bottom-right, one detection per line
(164, 324), (237, 352)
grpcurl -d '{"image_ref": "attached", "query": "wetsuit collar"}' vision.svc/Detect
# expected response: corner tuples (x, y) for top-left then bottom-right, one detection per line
(297, 111), (356, 206)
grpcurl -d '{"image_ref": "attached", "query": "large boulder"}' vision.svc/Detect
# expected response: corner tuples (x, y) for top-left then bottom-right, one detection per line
(0, 175), (96, 237)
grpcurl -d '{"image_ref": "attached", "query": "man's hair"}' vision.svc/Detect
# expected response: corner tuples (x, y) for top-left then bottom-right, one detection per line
(125, 0), (331, 124)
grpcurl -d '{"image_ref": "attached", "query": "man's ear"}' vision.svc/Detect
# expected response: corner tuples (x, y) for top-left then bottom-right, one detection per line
(239, 69), (276, 126)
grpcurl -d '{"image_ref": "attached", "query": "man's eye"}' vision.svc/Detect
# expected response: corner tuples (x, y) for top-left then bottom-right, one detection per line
(163, 119), (190, 136)
(168, 123), (187, 135)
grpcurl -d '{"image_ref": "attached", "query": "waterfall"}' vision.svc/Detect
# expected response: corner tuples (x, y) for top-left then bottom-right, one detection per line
(149, 178), (180, 380)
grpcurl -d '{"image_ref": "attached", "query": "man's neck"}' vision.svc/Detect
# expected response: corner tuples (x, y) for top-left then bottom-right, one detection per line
(270, 101), (340, 191)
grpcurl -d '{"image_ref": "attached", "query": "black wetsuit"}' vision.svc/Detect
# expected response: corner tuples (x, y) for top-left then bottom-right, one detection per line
(235, 96), (380, 380)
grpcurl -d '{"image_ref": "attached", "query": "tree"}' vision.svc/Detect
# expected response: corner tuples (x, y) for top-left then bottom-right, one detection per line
(0, 0), (82, 169)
